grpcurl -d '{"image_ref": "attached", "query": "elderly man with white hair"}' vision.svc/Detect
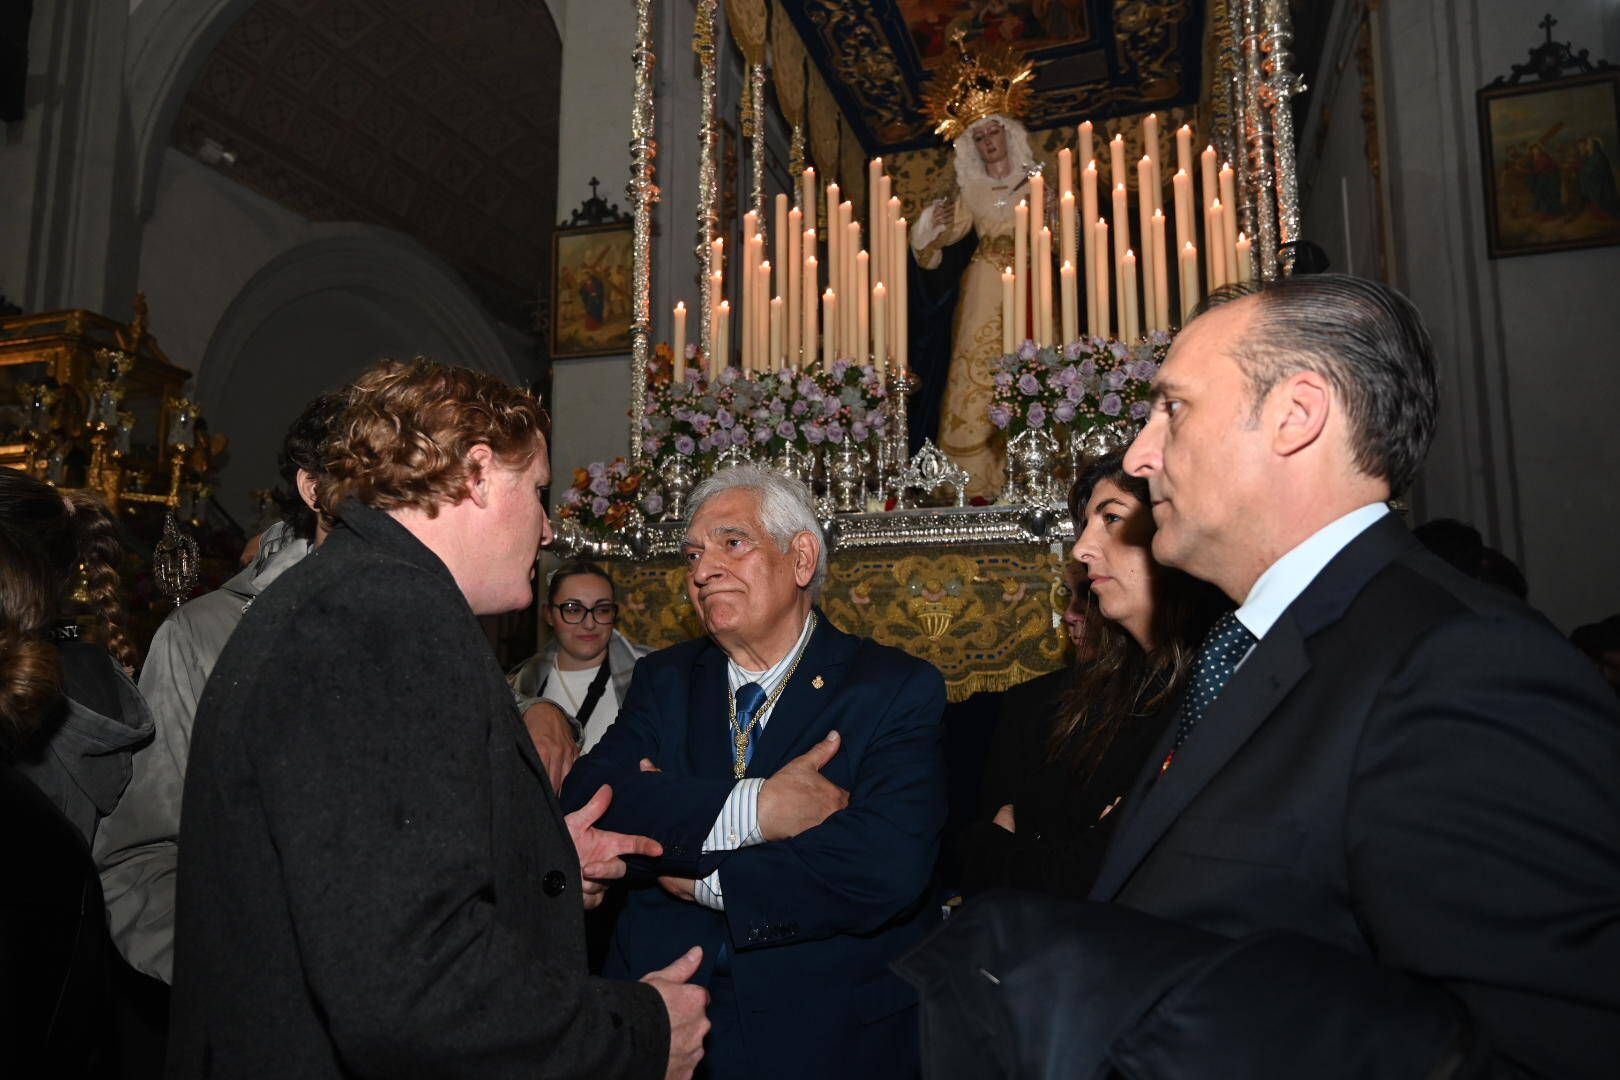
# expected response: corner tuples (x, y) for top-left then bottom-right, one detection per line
(562, 465), (947, 1080)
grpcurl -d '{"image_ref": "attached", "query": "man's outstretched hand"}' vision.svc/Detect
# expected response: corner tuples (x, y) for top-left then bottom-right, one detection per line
(758, 731), (849, 842)
(565, 784), (662, 909)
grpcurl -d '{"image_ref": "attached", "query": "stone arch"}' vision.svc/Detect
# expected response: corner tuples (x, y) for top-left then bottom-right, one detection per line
(198, 225), (522, 519)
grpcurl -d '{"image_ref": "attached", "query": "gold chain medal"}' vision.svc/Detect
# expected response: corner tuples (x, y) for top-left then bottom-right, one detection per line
(729, 613), (817, 779)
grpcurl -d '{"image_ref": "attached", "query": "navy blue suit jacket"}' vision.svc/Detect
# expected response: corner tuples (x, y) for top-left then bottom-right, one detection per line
(562, 612), (947, 1078)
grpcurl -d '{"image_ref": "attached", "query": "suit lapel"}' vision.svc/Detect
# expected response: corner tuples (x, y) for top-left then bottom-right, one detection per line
(1087, 513), (1418, 902)
(743, 612), (855, 778)
(1088, 620), (1310, 901)
(686, 641), (734, 777)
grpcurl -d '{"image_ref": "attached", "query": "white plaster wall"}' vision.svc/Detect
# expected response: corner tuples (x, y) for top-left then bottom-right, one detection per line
(1304, 0), (1620, 629)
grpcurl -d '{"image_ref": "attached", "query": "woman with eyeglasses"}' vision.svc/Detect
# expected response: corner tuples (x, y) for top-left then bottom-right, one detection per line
(509, 560), (650, 756)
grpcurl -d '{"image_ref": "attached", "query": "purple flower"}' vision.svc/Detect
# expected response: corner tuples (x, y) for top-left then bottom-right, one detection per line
(1109, 341), (1128, 360)
(851, 420), (869, 441)
(1018, 340), (1038, 361)
(1130, 400), (1152, 420)
(716, 408), (735, 430)
(1078, 359), (1097, 378)
(1054, 401), (1077, 423)
(684, 343), (697, 360)
(1017, 372), (1041, 396)
(1130, 359), (1157, 380)
(672, 406), (692, 422)
(587, 461), (606, 479)
(1104, 368), (1128, 390)
(1065, 340), (1086, 360)
(730, 426), (749, 446)
(791, 399), (809, 417)
(798, 376), (819, 397)
(804, 422), (826, 445)
(776, 419), (797, 440)
(643, 493), (665, 515)
(590, 496), (610, 516)
(674, 434), (696, 455)
(1065, 382), (1084, 403)
(1100, 393), (1124, 417)
(690, 413), (712, 435)
(1027, 403), (1047, 429)
(988, 403), (1012, 429)
(589, 476), (612, 497)
(753, 426), (772, 443)
(642, 437), (660, 454)
(994, 371), (1013, 389)
(719, 366), (739, 385)
(825, 421), (846, 443)
(562, 488), (582, 506)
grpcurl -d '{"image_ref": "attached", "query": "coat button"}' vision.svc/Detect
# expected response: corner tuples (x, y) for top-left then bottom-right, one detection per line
(543, 870), (568, 897)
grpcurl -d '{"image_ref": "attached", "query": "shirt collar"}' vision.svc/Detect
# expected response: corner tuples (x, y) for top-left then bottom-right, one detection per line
(1236, 503), (1390, 642)
(726, 609), (815, 696)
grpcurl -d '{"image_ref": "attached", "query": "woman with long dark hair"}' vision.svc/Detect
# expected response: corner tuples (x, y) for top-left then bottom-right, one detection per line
(0, 468), (152, 1073)
(958, 449), (1228, 898)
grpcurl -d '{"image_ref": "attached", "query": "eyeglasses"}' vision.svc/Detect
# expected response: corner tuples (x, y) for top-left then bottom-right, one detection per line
(551, 600), (619, 625)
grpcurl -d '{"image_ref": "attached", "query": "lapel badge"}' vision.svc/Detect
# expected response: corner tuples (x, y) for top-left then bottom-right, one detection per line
(811, 675), (824, 689)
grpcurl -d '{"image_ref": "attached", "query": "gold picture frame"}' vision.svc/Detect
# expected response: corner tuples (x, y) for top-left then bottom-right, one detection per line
(550, 222), (635, 358)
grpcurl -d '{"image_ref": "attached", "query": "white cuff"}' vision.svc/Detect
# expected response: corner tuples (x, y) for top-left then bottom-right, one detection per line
(693, 869), (725, 911)
(701, 778), (766, 853)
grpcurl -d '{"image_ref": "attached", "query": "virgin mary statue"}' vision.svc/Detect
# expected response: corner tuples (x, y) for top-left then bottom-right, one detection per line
(910, 34), (1038, 498)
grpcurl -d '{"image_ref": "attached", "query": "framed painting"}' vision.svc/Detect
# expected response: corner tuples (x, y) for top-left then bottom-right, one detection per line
(550, 222), (634, 358)
(1478, 70), (1620, 258)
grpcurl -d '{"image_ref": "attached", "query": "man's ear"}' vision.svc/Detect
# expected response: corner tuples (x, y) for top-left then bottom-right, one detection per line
(1270, 370), (1330, 459)
(465, 444), (496, 508)
(790, 531), (820, 590)
(295, 469), (319, 513)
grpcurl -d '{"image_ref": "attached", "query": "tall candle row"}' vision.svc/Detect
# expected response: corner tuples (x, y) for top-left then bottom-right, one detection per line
(1005, 114), (1256, 349)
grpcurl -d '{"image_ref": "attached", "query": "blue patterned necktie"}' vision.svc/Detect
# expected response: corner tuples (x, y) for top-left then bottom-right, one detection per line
(1162, 612), (1257, 772)
(731, 681), (768, 772)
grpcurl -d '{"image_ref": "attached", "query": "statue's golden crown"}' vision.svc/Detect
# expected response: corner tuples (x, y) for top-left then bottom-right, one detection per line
(922, 30), (1036, 143)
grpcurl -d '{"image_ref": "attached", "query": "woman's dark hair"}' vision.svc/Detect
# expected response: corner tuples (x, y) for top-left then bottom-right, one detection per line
(1048, 450), (1228, 776)
(271, 392), (347, 540)
(547, 560), (615, 604)
(0, 469), (139, 741)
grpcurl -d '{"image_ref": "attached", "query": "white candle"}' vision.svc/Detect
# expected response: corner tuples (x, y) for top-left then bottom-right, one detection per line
(844, 214), (859, 356)
(802, 167), (816, 225)
(894, 216), (909, 371)
(770, 296), (784, 370)
(1143, 113), (1161, 216)
(875, 170), (891, 284)
(1137, 155), (1157, 332)
(1201, 145), (1218, 286)
(1122, 248), (1139, 342)
(1094, 218), (1111, 339)
(774, 194), (789, 298)
(1030, 171), (1045, 236)
(803, 251), (819, 366)
(1111, 182), (1129, 335)
(1173, 169), (1195, 275)
(1014, 200), (1029, 345)
(1110, 132), (1126, 193)
(673, 301), (687, 381)
(1082, 160), (1098, 334)
(715, 300), (731, 376)
(827, 183), (841, 345)
(1236, 231), (1253, 283)
(787, 207), (803, 361)
(1179, 241), (1199, 323)
(1060, 260), (1077, 345)
(872, 282), (887, 373)
(757, 259), (772, 368)
(1060, 190), (1077, 274)
(856, 249), (870, 364)
(710, 237), (724, 280)
(1078, 120), (1095, 170)
(1219, 163), (1239, 282)
(1176, 125), (1193, 178)
(1151, 210), (1170, 332)
(1036, 225), (1053, 345)
(1058, 146), (1073, 198)
(821, 289), (836, 370)
(1001, 267), (1016, 355)
(887, 195), (902, 350)
(1208, 200), (1227, 288)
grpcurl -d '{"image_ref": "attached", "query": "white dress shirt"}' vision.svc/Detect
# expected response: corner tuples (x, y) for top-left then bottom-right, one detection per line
(693, 611), (816, 910)
(1235, 502), (1390, 649)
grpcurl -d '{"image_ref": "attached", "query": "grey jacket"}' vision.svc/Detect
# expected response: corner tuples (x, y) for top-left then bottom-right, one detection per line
(95, 522), (312, 982)
(508, 630), (649, 736)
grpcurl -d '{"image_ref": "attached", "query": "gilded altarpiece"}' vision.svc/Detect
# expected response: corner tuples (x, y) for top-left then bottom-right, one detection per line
(611, 545), (1072, 701)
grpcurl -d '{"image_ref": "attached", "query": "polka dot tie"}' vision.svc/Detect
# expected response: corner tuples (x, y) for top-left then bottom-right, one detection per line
(1171, 612), (1257, 754)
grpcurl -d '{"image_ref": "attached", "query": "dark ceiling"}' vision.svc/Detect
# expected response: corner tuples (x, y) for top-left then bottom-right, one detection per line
(173, 0), (561, 328)
(783, 0), (1210, 155)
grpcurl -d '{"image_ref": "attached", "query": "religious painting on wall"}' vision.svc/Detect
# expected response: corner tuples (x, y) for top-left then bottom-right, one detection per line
(1478, 70), (1620, 258)
(898, 0), (1091, 61)
(550, 222), (634, 358)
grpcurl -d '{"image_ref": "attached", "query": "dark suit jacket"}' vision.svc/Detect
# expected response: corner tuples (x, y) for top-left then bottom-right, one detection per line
(1048, 513), (1620, 1077)
(168, 503), (667, 1079)
(561, 614), (947, 1079)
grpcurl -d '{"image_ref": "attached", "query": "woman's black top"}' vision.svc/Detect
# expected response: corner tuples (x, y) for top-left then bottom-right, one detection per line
(957, 668), (1172, 900)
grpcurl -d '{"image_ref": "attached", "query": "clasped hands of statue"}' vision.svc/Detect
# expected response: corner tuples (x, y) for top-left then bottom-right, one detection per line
(640, 731), (848, 902)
